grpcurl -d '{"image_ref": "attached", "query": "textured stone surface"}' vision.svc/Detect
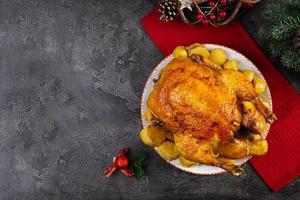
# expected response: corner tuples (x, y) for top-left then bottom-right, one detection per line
(0, 0), (299, 199)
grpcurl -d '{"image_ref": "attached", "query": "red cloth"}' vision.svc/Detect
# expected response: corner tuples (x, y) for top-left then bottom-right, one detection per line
(140, 8), (300, 192)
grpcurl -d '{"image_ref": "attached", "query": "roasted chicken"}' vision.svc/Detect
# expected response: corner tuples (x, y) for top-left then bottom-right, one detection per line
(147, 57), (276, 173)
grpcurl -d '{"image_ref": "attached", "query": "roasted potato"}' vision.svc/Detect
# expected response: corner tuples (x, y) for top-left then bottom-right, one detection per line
(140, 125), (166, 147)
(140, 128), (155, 147)
(223, 60), (238, 71)
(172, 46), (187, 58)
(248, 139), (268, 156)
(253, 76), (266, 93)
(210, 48), (227, 65)
(179, 155), (198, 167)
(157, 141), (180, 160)
(187, 43), (204, 51)
(188, 46), (210, 58)
(243, 70), (255, 82)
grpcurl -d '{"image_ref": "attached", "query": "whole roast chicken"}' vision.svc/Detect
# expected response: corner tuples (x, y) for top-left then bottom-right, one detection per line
(147, 57), (276, 173)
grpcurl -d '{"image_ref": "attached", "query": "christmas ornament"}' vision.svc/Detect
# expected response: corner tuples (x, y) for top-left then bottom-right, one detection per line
(160, 0), (262, 26)
(159, 0), (179, 21)
(293, 28), (300, 52)
(104, 148), (134, 177)
(258, 1), (300, 71)
(178, 0), (193, 11)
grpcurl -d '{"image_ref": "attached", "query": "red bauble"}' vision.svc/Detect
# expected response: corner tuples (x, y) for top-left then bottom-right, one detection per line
(219, 0), (227, 4)
(115, 155), (129, 168)
(219, 10), (227, 19)
(208, 14), (216, 21)
(208, 0), (215, 7)
(202, 19), (210, 25)
(196, 13), (204, 21)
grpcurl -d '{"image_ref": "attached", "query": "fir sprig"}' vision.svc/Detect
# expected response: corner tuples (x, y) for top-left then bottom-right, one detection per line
(129, 152), (146, 178)
(258, 2), (300, 71)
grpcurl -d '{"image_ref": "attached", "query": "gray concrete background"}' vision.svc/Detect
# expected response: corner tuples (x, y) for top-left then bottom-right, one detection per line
(0, 0), (299, 199)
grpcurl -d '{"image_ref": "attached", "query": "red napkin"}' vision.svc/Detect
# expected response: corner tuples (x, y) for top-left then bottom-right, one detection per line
(141, 8), (300, 192)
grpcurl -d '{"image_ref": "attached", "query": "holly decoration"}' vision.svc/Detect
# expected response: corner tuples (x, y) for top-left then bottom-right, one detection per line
(104, 148), (147, 178)
(129, 152), (147, 178)
(104, 148), (134, 177)
(158, 0), (262, 26)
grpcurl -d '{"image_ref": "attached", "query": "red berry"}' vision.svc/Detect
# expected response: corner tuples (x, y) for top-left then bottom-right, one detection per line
(208, 0), (215, 7)
(242, 3), (254, 8)
(219, 10), (227, 19)
(219, 0), (227, 4)
(115, 155), (129, 168)
(202, 19), (210, 25)
(196, 13), (204, 21)
(208, 14), (216, 21)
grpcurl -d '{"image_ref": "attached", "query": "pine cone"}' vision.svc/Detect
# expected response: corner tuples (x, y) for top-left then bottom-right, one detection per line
(159, 0), (178, 21)
(293, 27), (300, 52)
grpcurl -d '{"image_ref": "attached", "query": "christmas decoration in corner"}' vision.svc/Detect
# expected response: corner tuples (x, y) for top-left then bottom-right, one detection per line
(159, 0), (261, 26)
(104, 148), (147, 178)
(258, 0), (300, 72)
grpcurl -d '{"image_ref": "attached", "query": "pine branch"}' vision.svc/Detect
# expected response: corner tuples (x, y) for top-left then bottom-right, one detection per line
(129, 152), (146, 178)
(287, 0), (300, 6)
(259, 1), (300, 72)
(281, 50), (300, 71)
(270, 16), (300, 41)
(268, 41), (287, 57)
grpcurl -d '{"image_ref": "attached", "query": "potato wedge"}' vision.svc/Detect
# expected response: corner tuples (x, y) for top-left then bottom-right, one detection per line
(179, 155), (198, 167)
(157, 141), (180, 160)
(172, 46), (187, 58)
(243, 70), (255, 82)
(253, 76), (266, 93)
(210, 48), (227, 65)
(188, 46), (210, 58)
(223, 60), (238, 70)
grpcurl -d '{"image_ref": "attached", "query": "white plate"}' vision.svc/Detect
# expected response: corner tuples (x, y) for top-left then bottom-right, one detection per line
(141, 44), (272, 175)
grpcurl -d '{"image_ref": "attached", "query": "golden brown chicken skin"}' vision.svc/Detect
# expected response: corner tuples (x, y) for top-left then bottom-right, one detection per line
(147, 57), (276, 173)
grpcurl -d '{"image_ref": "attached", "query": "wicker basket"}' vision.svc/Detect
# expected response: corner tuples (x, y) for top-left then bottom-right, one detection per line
(178, 0), (262, 26)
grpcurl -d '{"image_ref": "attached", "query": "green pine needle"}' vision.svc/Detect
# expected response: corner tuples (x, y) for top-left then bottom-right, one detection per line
(129, 152), (146, 178)
(259, 2), (300, 71)
(281, 50), (300, 71)
(271, 16), (300, 40)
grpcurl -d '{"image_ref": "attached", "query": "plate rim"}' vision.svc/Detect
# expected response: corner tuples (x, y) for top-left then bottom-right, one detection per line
(140, 43), (273, 175)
